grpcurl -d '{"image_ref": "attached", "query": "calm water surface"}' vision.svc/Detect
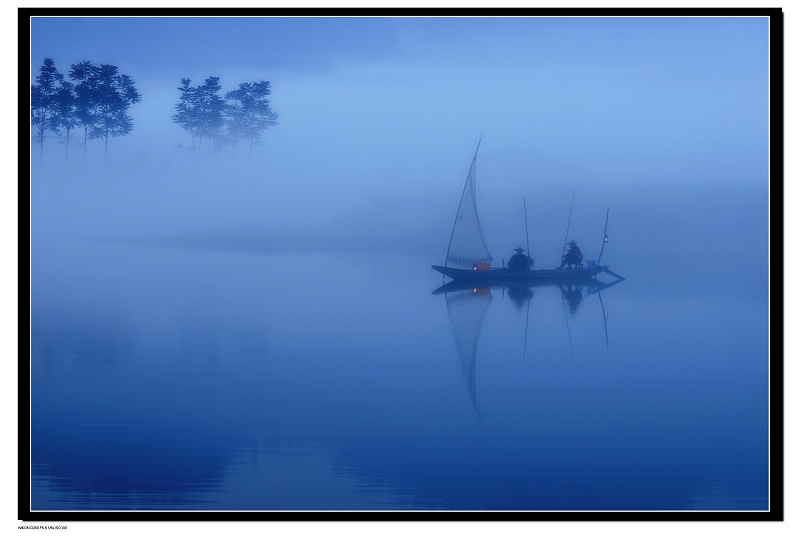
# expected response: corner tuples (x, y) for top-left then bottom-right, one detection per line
(30, 238), (769, 511)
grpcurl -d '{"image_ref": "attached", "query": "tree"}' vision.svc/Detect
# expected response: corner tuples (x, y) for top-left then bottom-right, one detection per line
(172, 78), (199, 157)
(172, 77), (225, 159)
(195, 77), (225, 155)
(90, 64), (141, 161)
(30, 58), (63, 161)
(69, 61), (98, 164)
(224, 81), (279, 160)
(69, 61), (141, 162)
(52, 80), (77, 161)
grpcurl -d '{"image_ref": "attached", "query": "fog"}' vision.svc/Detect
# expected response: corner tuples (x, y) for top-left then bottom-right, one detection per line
(30, 15), (770, 295)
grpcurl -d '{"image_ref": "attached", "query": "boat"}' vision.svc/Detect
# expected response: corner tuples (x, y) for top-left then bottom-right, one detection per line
(432, 138), (624, 285)
(431, 271), (625, 295)
(431, 262), (612, 284)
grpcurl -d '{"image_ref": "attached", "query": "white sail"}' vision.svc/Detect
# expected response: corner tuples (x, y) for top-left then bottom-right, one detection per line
(445, 141), (493, 268)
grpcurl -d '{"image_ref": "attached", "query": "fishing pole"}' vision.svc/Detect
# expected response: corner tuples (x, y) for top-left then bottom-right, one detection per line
(523, 196), (531, 273)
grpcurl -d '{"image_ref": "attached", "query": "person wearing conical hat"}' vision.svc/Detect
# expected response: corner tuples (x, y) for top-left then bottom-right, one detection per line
(559, 240), (583, 269)
(508, 247), (533, 270)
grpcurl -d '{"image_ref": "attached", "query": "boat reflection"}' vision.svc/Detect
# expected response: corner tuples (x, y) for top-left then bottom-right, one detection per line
(433, 275), (622, 302)
(434, 277), (624, 412)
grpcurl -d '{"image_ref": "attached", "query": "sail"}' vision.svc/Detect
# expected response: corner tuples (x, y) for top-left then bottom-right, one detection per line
(444, 143), (493, 268)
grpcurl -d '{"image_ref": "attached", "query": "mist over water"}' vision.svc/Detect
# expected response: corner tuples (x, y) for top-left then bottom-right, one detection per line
(28, 14), (770, 512)
(31, 159), (768, 302)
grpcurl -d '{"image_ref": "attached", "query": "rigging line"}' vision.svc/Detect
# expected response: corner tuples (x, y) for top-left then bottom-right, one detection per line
(597, 208), (610, 266)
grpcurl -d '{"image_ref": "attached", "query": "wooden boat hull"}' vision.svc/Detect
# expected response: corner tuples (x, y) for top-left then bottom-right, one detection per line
(431, 264), (609, 283)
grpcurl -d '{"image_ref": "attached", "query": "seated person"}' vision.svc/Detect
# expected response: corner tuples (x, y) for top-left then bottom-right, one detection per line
(559, 240), (582, 269)
(508, 247), (533, 270)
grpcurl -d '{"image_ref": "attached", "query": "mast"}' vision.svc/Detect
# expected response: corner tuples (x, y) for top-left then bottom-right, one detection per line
(561, 191), (576, 259)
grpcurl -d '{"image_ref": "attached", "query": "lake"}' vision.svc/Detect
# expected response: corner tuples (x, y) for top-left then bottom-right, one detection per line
(29, 233), (770, 512)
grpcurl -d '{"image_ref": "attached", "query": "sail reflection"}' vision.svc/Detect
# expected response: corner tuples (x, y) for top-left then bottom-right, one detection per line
(444, 287), (492, 414)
